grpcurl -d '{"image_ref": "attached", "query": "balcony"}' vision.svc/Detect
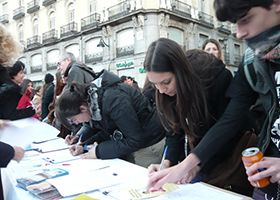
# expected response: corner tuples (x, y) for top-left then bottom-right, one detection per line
(60, 22), (78, 38)
(170, 0), (192, 18)
(81, 13), (101, 31)
(27, 35), (41, 49)
(27, 0), (40, 14)
(217, 21), (231, 35)
(85, 52), (103, 64)
(0, 14), (9, 24)
(108, 1), (131, 21)
(116, 45), (134, 57)
(198, 11), (214, 28)
(42, 0), (56, 7)
(42, 29), (58, 44)
(46, 62), (57, 71)
(13, 7), (25, 20)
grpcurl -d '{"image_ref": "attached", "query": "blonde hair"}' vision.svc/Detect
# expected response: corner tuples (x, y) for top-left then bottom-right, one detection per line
(0, 24), (22, 65)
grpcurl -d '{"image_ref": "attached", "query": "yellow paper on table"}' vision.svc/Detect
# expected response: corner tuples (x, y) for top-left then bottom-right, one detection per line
(128, 183), (178, 200)
(71, 194), (99, 200)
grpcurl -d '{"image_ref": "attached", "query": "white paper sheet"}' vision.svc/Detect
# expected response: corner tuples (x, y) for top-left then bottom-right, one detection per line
(0, 118), (60, 148)
(47, 166), (123, 197)
(152, 183), (244, 200)
(31, 137), (69, 153)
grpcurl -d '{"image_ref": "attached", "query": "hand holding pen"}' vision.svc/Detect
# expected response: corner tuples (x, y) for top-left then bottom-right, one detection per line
(148, 146), (170, 174)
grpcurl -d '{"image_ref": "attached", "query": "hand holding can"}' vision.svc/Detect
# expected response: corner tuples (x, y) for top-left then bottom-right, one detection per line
(242, 147), (270, 188)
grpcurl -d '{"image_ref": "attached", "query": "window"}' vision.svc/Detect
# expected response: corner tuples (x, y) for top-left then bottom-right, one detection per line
(89, 0), (96, 14)
(68, 3), (74, 22)
(198, 33), (208, 48)
(85, 38), (103, 63)
(33, 18), (38, 36)
(168, 27), (184, 46)
(47, 49), (59, 70)
(31, 54), (42, 73)
(2, 2), (8, 14)
(49, 11), (55, 30)
(234, 44), (241, 65)
(116, 29), (134, 57)
(18, 24), (24, 42)
(18, 0), (24, 6)
(65, 44), (79, 60)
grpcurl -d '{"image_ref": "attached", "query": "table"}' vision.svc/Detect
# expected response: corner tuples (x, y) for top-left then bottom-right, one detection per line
(1, 119), (252, 200)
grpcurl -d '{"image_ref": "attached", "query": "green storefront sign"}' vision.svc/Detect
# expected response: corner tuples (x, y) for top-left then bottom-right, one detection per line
(116, 61), (134, 69)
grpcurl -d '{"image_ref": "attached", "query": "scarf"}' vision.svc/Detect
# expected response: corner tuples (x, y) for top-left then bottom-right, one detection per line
(246, 24), (280, 64)
(87, 73), (103, 121)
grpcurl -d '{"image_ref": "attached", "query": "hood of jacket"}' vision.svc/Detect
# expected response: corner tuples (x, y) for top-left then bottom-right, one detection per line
(94, 69), (121, 88)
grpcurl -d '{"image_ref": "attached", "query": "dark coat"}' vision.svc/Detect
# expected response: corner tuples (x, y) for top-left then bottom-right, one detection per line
(0, 142), (14, 167)
(80, 70), (165, 159)
(41, 83), (55, 119)
(0, 81), (35, 120)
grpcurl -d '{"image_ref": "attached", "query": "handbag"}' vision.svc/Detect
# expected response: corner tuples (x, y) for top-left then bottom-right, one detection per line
(204, 129), (257, 196)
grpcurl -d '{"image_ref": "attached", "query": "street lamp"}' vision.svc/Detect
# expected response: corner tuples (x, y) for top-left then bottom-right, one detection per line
(97, 38), (109, 47)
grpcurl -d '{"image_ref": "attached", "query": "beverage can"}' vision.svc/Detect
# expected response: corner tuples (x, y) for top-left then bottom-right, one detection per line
(242, 147), (270, 188)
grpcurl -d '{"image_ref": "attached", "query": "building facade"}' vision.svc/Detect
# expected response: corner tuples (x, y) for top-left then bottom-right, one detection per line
(0, 0), (244, 86)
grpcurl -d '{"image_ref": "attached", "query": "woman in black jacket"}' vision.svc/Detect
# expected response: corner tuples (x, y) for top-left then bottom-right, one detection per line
(0, 65), (35, 120)
(56, 70), (165, 166)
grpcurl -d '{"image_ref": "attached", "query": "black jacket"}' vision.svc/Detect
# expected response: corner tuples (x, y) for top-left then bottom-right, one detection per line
(0, 142), (14, 167)
(41, 83), (55, 119)
(165, 60), (234, 168)
(80, 70), (165, 159)
(193, 50), (279, 197)
(0, 81), (35, 120)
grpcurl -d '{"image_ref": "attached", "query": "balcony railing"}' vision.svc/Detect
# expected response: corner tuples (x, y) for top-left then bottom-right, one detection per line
(42, 0), (56, 7)
(81, 13), (101, 31)
(108, 1), (131, 21)
(31, 65), (42, 73)
(217, 21), (231, 34)
(170, 0), (191, 18)
(198, 11), (214, 28)
(42, 29), (58, 44)
(13, 6), (25, 20)
(27, 35), (41, 49)
(116, 45), (134, 57)
(27, 0), (40, 14)
(0, 14), (9, 24)
(85, 52), (103, 63)
(46, 62), (57, 70)
(60, 22), (78, 38)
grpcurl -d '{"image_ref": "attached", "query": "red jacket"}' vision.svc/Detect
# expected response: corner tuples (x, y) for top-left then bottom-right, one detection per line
(17, 90), (39, 119)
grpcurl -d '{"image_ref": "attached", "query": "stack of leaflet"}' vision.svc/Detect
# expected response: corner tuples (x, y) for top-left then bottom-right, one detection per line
(16, 168), (69, 190)
(25, 182), (62, 199)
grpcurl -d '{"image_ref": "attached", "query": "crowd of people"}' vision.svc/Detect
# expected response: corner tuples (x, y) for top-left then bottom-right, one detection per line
(1, 0), (280, 199)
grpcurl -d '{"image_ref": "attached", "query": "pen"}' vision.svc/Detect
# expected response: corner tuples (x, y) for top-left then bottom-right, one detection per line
(159, 146), (168, 170)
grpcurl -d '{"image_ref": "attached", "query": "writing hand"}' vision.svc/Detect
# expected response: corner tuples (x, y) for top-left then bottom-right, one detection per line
(69, 144), (83, 156)
(65, 134), (79, 145)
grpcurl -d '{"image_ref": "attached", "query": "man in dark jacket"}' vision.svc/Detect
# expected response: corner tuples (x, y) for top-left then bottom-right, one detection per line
(57, 52), (95, 86)
(41, 73), (54, 120)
